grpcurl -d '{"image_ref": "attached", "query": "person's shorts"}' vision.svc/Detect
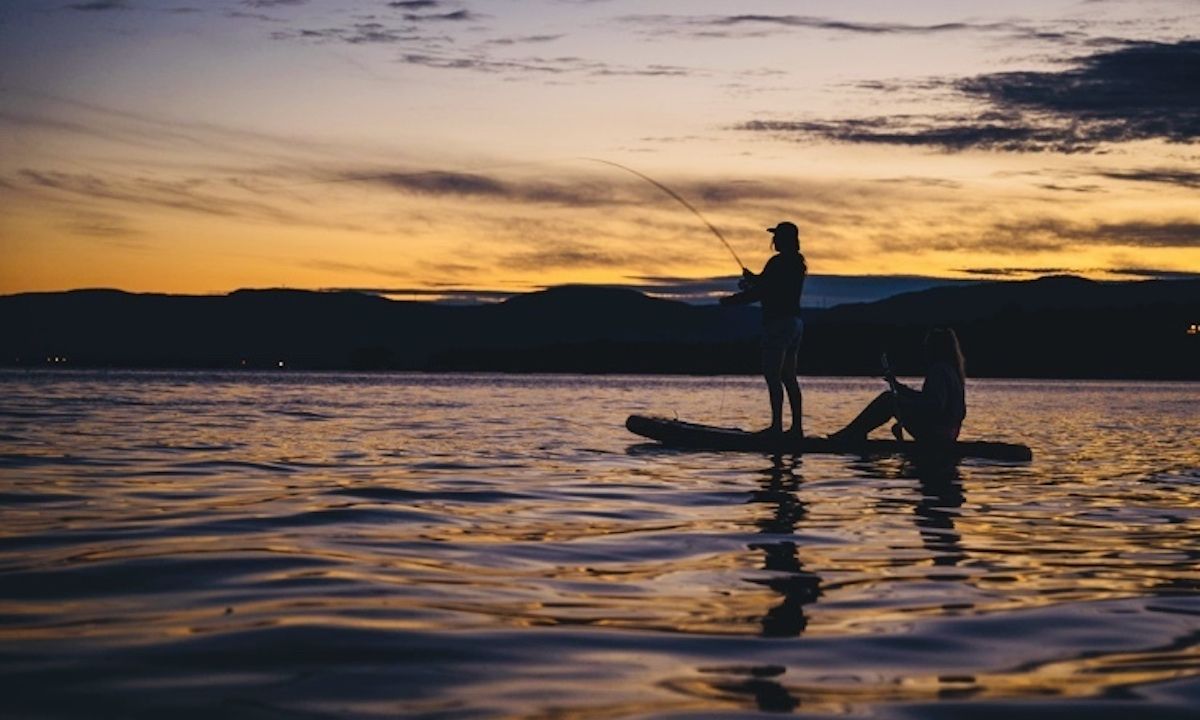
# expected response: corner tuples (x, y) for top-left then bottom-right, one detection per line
(762, 316), (803, 350)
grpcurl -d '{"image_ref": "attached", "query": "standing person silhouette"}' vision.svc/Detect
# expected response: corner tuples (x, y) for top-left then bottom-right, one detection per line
(721, 222), (808, 438)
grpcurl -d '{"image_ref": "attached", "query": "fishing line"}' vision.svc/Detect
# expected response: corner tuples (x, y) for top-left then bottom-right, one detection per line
(580, 157), (746, 272)
(579, 158), (750, 420)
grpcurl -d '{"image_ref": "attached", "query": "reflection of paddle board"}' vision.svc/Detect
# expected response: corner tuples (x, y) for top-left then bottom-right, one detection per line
(626, 415), (1032, 462)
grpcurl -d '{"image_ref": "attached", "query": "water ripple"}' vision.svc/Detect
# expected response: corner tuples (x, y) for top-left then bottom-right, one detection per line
(0, 371), (1197, 718)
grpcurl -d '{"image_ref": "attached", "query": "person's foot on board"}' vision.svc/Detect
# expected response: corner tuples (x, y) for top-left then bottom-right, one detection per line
(787, 425), (804, 440)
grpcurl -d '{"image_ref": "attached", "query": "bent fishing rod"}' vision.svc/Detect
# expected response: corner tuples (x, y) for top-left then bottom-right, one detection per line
(580, 158), (746, 272)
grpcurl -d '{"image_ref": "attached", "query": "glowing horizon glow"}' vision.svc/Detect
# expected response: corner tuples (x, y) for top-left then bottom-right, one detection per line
(1, 0), (1197, 296)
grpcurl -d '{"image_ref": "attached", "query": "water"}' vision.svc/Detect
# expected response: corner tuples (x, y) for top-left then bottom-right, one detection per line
(1, 370), (1198, 718)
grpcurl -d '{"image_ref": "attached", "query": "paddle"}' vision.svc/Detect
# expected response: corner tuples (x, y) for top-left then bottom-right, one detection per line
(882, 352), (905, 441)
(881, 352), (900, 395)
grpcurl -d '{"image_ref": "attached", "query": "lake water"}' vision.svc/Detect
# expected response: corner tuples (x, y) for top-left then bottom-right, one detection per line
(1, 370), (1198, 718)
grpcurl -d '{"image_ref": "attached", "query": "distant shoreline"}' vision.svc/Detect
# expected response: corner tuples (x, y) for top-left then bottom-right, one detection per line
(4, 366), (1199, 383)
(4, 277), (1197, 381)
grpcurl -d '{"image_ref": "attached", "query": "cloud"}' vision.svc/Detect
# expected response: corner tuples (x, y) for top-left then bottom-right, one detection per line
(63, 1), (129, 10)
(57, 210), (144, 246)
(865, 214), (1200, 256)
(337, 166), (820, 210)
(1104, 268), (1200, 280)
(242, 0), (307, 7)
(277, 23), (436, 45)
(12, 168), (343, 229)
(401, 10), (477, 22)
(498, 242), (695, 272)
(959, 266), (1200, 280)
(302, 259), (477, 281)
(871, 176), (964, 189)
(737, 40), (1200, 152)
(398, 53), (562, 73)
(981, 217), (1200, 250)
(397, 52), (695, 76)
(1035, 183), (1105, 193)
(687, 180), (793, 204)
(1096, 168), (1200, 188)
(957, 40), (1200, 141)
(957, 266), (1078, 277)
(268, 16), (688, 77)
(484, 34), (565, 46)
(1084, 220), (1200, 247)
(387, 0), (440, 8)
(227, 11), (284, 22)
(618, 13), (1084, 43)
(339, 169), (632, 207)
(737, 113), (1092, 153)
(344, 170), (507, 197)
(0, 93), (375, 199)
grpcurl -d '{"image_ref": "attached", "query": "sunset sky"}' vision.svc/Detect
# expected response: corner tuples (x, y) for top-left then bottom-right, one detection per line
(1, 0), (1197, 301)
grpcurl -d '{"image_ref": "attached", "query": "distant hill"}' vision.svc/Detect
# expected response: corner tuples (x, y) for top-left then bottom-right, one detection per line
(803, 276), (1200, 379)
(823, 275), (1199, 324)
(2, 277), (1197, 378)
(0, 285), (759, 370)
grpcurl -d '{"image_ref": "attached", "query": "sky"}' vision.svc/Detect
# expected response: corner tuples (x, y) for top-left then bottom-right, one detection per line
(1, 0), (1198, 302)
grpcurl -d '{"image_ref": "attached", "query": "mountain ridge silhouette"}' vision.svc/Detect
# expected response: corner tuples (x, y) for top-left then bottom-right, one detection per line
(3, 276), (1196, 377)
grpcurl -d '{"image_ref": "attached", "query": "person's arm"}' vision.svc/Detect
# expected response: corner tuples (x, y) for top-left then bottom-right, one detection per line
(882, 355), (919, 397)
(720, 290), (756, 306)
(894, 379), (920, 398)
(719, 265), (767, 306)
(905, 366), (950, 413)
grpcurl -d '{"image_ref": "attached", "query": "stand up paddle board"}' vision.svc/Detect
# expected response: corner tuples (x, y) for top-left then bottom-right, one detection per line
(626, 415), (1032, 461)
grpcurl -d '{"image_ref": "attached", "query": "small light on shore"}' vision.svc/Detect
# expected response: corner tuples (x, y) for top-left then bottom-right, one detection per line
(278, 360), (285, 368)
(1188, 323), (1199, 336)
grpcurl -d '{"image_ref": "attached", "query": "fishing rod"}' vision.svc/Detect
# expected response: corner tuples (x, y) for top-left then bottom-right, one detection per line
(581, 158), (746, 271)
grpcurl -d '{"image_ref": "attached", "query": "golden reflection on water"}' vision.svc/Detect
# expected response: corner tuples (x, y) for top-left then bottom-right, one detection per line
(658, 643), (1200, 718)
(388, 450), (1199, 640)
(1, 372), (1198, 717)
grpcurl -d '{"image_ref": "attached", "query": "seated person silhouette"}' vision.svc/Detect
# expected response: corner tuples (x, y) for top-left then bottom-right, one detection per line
(830, 327), (966, 444)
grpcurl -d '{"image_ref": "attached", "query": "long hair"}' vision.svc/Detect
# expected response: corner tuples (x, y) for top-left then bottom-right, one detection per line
(925, 327), (966, 381)
(773, 234), (800, 255)
(772, 234), (806, 273)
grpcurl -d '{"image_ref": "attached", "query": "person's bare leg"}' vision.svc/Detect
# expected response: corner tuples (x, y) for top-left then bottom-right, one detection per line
(829, 391), (896, 441)
(762, 346), (785, 433)
(781, 347), (802, 437)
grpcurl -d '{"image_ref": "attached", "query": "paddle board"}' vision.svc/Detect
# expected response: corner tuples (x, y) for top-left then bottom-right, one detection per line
(626, 415), (1032, 461)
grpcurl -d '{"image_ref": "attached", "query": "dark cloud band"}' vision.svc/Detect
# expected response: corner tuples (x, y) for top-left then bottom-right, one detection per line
(738, 40), (1200, 153)
(619, 13), (1083, 42)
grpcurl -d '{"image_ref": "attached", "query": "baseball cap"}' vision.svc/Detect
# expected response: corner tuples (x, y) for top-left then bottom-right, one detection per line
(767, 221), (799, 237)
